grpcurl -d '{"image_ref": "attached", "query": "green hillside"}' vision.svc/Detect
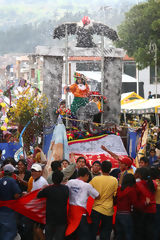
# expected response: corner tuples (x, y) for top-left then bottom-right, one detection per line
(0, 0), (140, 29)
(0, 0), (142, 54)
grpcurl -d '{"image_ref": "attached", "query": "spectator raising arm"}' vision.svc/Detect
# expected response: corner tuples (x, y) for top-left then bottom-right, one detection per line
(101, 145), (120, 161)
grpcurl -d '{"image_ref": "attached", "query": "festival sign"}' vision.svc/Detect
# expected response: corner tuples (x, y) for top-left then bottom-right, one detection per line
(68, 134), (127, 168)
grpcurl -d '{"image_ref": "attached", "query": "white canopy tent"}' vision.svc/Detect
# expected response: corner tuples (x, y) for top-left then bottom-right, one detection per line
(121, 98), (160, 114)
(121, 98), (160, 126)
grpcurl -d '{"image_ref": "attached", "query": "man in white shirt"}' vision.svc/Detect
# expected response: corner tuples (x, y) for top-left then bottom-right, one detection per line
(30, 163), (48, 240)
(31, 163), (48, 191)
(66, 167), (99, 240)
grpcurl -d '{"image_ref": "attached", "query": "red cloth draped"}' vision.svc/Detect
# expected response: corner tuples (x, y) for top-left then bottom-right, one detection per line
(0, 190), (94, 227)
(65, 197), (95, 236)
(65, 205), (87, 236)
(0, 190), (46, 224)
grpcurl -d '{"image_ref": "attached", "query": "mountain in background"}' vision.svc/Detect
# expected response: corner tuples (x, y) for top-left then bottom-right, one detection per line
(0, 0), (146, 54)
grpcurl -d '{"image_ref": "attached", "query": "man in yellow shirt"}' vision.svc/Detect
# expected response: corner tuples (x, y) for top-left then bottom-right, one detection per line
(90, 161), (118, 240)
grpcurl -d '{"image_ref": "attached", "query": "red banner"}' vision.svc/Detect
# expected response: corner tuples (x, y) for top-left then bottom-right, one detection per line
(68, 134), (128, 168)
(71, 153), (123, 168)
(0, 189), (94, 226)
(0, 188), (116, 235)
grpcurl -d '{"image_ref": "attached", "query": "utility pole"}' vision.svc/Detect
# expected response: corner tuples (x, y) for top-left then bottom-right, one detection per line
(65, 24), (69, 127)
(154, 44), (158, 99)
(101, 35), (104, 124)
(99, 5), (112, 48)
(149, 42), (158, 98)
(136, 64), (139, 95)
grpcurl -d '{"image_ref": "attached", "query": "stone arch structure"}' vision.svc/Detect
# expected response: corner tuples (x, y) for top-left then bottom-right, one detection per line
(34, 46), (125, 126)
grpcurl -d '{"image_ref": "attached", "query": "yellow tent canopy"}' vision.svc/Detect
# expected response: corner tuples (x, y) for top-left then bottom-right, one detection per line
(121, 92), (144, 105)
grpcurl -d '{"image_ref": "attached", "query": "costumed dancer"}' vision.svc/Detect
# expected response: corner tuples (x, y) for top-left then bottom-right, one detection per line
(65, 72), (90, 116)
(89, 91), (107, 123)
(55, 99), (71, 125)
(89, 92), (101, 111)
(55, 100), (71, 117)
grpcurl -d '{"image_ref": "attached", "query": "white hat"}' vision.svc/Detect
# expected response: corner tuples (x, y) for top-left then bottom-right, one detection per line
(31, 163), (42, 172)
(3, 164), (15, 173)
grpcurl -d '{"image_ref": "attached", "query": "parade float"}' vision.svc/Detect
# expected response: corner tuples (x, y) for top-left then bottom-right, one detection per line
(37, 16), (129, 168)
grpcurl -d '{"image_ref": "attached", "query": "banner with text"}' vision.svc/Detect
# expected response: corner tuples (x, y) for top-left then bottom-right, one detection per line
(68, 134), (127, 168)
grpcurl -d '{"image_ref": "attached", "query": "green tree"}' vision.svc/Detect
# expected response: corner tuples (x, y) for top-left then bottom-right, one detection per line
(116, 0), (160, 69)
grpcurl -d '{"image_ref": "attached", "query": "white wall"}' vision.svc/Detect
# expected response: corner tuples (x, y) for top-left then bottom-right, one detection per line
(62, 61), (76, 106)
(139, 66), (160, 99)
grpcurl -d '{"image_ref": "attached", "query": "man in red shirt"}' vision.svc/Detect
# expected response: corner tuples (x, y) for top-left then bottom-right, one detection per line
(134, 167), (157, 240)
(101, 145), (133, 185)
(116, 173), (137, 240)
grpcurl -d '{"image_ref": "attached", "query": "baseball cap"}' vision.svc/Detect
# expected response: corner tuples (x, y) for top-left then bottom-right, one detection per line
(3, 164), (15, 173)
(119, 157), (132, 168)
(31, 163), (42, 172)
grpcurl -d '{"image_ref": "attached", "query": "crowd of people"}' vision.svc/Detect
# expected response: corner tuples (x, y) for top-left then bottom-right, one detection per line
(0, 143), (160, 240)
